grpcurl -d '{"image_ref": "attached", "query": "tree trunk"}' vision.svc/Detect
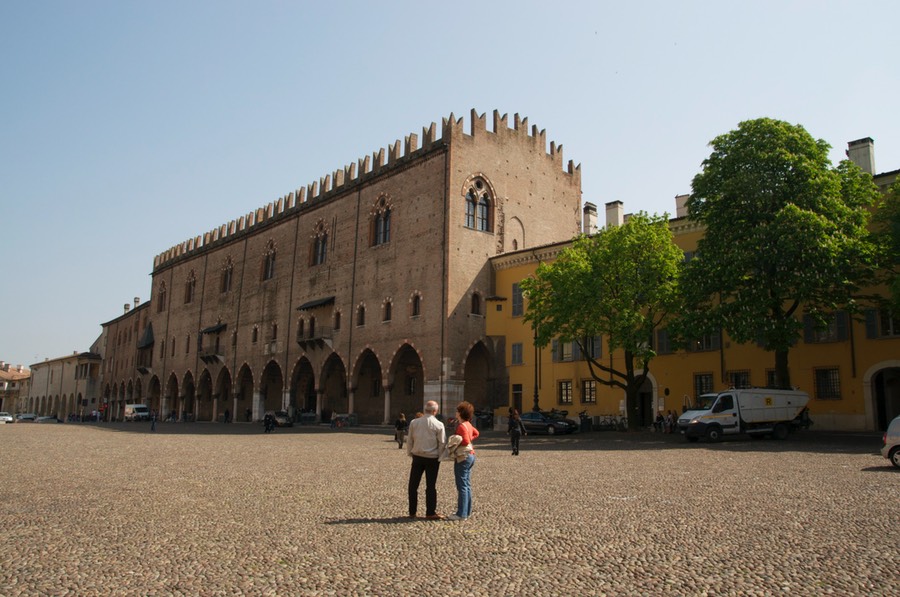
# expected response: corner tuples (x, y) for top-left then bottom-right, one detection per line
(774, 349), (791, 388)
(625, 383), (642, 431)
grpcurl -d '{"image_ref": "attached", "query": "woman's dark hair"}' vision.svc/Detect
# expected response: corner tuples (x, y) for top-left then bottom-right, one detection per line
(456, 401), (474, 422)
(511, 408), (520, 420)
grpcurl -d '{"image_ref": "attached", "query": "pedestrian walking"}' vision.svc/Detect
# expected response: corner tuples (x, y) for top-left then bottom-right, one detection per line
(245, 407), (252, 422)
(150, 412), (156, 432)
(395, 413), (408, 449)
(508, 409), (526, 455)
(224, 408), (230, 424)
(406, 400), (446, 520)
(447, 400), (479, 521)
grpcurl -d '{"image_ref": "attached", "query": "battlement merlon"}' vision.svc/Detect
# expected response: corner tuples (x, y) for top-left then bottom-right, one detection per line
(153, 109), (581, 270)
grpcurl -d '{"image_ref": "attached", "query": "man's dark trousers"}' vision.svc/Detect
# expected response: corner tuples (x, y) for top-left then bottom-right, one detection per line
(408, 455), (441, 516)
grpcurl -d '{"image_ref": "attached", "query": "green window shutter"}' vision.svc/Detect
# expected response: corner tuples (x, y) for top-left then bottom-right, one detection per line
(836, 311), (849, 341)
(803, 315), (814, 344)
(865, 309), (878, 339)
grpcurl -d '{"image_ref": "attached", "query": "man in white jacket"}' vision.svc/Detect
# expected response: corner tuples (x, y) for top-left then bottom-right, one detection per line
(406, 400), (447, 519)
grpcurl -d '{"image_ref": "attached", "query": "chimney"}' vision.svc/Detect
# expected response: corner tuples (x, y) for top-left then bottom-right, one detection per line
(846, 138), (875, 175)
(0, 361), (5, 370)
(17, 365), (24, 373)
(582, 202), (598, 235)
(134, 297), (140, 308)
(124, 303), (130, 313)
(675, 194), (690, 218)
(605, 201), (624, 228)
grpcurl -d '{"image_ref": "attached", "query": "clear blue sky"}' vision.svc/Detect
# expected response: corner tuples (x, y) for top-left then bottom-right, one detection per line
(2, 1), (898, 369)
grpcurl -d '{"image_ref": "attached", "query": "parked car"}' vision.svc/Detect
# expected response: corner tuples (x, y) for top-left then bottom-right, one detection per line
(882, 414), (900, 469)
(16, 413), (36, 422)
(0, 412), (13, 423)
(35, 415), (60, 423)
(519, 411), (578, 435)
(273, 410), (293, 427)
(263, 411), (293, 427)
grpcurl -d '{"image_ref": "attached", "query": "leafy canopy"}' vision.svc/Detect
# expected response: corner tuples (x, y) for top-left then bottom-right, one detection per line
(873, 180), (900, 309)
(522, 213), (683, 365)
(684, 118), (880, 380)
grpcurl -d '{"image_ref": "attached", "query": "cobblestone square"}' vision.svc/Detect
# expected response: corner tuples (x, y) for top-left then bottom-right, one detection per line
(0, 423), (896, 596)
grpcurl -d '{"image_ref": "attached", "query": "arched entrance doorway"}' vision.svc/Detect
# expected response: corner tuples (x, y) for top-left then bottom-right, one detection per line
(321, 354), (347, 422)
(261, 361), (284, 414)
(182, 371), (196, 421)
(197, 370), (214, 421)
(463, 342), (492, 411)
(873, 367), (900, 430)
(235, 365), (254, 422)
(215, 368), (233, 422)
(132, 378), (144, 421)
(390, 344), (424, 419)
(148, 376), (161, 417)
(353, 350), (383, 424)
(290, 358), (316, 417)
(165, 374), (179, 421)
(635, 376), (654, 428)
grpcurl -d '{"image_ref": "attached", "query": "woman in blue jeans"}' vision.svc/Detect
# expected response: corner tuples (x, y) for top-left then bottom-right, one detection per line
(447, 401), (479, 521)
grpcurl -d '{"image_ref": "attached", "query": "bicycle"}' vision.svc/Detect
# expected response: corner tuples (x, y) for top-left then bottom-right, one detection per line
(595, 414), (617, 431)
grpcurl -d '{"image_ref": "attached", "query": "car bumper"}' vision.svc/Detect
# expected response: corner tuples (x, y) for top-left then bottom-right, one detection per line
(680, 423), (707, 438)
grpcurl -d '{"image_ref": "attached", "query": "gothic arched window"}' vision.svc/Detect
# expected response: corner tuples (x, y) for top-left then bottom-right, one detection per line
(372, 196), (392, 246)
(465, 178), (493, 232)
(262, 241), (276, 281)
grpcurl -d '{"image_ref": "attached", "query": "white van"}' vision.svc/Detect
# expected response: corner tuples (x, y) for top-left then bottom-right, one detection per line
(124, 404), (151, 422)
(678, 388), (810, 442)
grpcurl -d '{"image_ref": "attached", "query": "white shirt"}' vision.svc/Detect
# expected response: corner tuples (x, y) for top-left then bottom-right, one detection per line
(406, 414), (446, 459)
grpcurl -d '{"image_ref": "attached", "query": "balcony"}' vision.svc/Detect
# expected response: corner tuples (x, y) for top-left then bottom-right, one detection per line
(297, 326), (333, 350)
(199, 347), (224, 365)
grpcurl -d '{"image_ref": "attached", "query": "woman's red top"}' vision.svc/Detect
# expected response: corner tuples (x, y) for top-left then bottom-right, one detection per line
(457, 420), (480, 452)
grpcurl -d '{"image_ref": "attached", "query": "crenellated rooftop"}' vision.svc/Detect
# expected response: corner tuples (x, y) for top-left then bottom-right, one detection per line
(153, 109), (581, 271)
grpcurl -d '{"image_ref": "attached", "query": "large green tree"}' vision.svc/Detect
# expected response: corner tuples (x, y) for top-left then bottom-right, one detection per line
(521, 213), (683, 430)
(873, 180), (900, 309)
(684, 118), (881, 388)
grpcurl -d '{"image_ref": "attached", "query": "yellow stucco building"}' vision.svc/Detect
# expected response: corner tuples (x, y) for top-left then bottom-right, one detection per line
(487, 139), (900, 432)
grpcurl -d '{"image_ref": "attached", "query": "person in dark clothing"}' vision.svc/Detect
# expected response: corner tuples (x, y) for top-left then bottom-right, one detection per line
(508, 409), (527, 455)
(395, 413), (408, 449)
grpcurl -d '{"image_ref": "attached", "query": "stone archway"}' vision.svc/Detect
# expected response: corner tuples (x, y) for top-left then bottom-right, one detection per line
(235, 365), (254, 422)
(131, 378), (143, 421)
(352, 349), (383, 425)
(215, 368), (233, 422)
(261, 360), (284, 414)
(182, 371), (196, 421)
(463, 341), (492, 411)
(290, 358), (316, 417)
(320, 354), (348, 422)
(165, 374), (179, 421)
(148, 376), (162, 417)
(390, 344), (425, 420)
(197, 370), (214, 421)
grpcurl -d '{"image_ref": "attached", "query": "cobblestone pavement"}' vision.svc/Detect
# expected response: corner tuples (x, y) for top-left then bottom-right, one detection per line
(0, 422), (896, 596)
